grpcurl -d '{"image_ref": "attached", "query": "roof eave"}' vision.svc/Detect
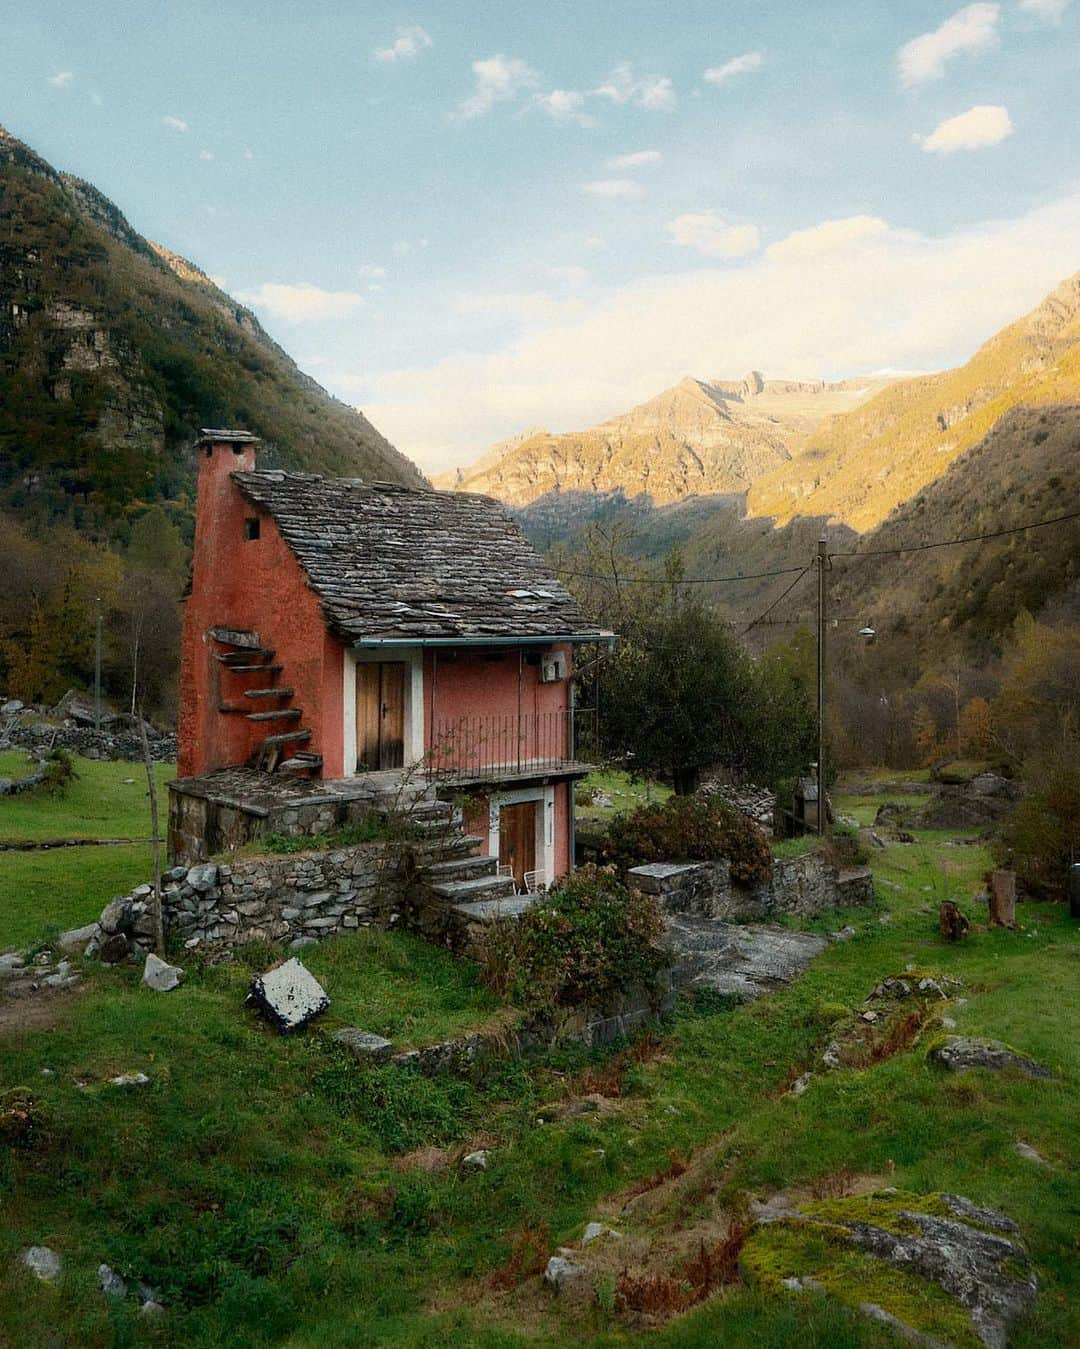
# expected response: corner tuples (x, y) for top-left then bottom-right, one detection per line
(351, 632), (616, 649)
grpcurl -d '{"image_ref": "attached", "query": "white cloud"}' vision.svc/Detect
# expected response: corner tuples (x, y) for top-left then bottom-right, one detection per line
(454, 55), (540, 120)
(357, 192), (1080, 473)
(766, 215), (892, 261)
(533, 89), (594, 126)
(583, 178), (646, 199)
(668, 211), (760, 258)
(236, 282), (367, 322)
(549, 266), (590, 286)
(897, 4), (1000, 87)
(703, 51), (764, 85)
(47, 71), (73, 88)
(594, 62), (676, 111)
(1018, 0), (1070, 18)
(606, 148), (662, 170)
(919, 103), (1014, 152)
(457, 290), (585, 323)
(162, 114), (189, 132)
(374, 25), (433, 62)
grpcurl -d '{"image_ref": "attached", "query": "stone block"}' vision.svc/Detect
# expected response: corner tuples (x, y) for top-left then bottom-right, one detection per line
(332, 1028), (393, 1062)
(247, 958), (329, 1034)
(142, 953), (183, 992)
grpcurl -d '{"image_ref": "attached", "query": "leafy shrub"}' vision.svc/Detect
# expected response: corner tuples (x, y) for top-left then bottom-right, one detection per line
(600, 794), (772, 886)
(481, 865), (669, 1013)
(0, 1087), (50, 1149)
(40, 747), (76, 795)
(997, 761), (1080, 899)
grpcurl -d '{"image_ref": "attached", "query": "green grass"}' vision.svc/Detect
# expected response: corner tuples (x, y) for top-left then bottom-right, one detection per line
(0, 751), (173, 843)
(1, 775), (1077, 1345)
(575, 769), (672, 823)
(0, 844), (154, 949)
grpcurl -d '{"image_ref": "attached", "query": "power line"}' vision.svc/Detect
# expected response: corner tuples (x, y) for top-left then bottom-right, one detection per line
(555, 562), (808, 587)
(741, 566), (812, 635)
(831, 507), (1080, 560)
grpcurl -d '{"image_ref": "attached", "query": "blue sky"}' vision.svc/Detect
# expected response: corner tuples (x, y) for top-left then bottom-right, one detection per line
(9, 0), (1080, 470)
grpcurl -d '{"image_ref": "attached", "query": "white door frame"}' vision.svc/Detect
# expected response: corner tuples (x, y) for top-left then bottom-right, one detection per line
(487, 784), (555, 887)
(344, 647), (424, 775)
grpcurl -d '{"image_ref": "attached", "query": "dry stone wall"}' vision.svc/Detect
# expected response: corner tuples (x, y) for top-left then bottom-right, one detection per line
(628, 852), (873, 919)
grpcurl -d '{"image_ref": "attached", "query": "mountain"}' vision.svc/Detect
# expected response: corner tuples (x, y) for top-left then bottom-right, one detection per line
(747, 271), (1080, 531)
(0, 125), (423, 531)
(435, 373), (890, 505)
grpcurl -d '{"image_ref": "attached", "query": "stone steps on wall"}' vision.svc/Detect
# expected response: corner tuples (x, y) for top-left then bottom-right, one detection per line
(228, 663), (285, 675)
(421, 853), (500, 884)
(429, 873), (517, 904)
(449, 894), (538, 923)
(278, 753), (323, 775)
(246, 708), (303, 724)
(244, 687), (294, 700)
(219, 648), (276, 666)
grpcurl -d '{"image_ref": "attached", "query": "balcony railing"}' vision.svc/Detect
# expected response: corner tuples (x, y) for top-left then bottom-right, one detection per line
(427, 710), (588, 783)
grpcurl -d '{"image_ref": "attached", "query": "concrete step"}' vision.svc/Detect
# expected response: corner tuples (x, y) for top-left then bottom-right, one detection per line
(430, 873), (517, 903)
(450, 895), (539, 923)
(422, 853), (500, 884)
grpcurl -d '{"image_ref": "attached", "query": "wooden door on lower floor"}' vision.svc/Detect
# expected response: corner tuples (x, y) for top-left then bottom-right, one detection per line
(355, 662), (406, 770)
(499, 800), (537, 891)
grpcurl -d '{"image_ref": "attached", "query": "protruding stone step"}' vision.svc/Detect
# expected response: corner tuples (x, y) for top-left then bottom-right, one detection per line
(227, 663), (284, 675)
(430, 873), (517, 903)
(244, 687), (294, 699)
(219, 648), (276, 666)
(258, 728), (312, 748)
(246, 708), (302, 723)
(278, 754), (323, 774)
(422, 854), (500, 884)
(450, 895), (538, 922)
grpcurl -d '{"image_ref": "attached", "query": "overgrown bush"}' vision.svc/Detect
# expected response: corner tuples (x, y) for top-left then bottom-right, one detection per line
(39, 747), (76, 795)
(997, 761), (1080, 900)
(600, 794), (773, 886)
(481, 865), (669, 1013)
(0, 1086), (50, 1150)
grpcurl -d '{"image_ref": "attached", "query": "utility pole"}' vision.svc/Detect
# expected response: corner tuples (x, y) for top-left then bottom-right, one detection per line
(94, 596), (103, 733)
(816, 536), (828, 835)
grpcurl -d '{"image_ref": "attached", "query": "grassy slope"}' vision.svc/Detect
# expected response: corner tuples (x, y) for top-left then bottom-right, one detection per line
(0, 752), (173, 843)
(0, 775), (1077, 1346)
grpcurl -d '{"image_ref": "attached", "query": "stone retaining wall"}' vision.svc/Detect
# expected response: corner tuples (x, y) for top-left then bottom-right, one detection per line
(4, 721), (176, 762)
(627, 852), (873, 919)
(94, 844), (413, 960)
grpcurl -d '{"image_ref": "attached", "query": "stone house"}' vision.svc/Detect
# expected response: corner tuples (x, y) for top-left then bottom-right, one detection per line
(173, 430), (612, 886)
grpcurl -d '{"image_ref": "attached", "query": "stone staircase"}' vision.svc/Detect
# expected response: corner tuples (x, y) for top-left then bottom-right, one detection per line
(368, 775), (538, 947)
(210, 628), (321, 775)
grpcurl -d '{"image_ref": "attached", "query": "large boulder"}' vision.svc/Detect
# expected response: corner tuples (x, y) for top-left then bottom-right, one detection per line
(141, 953), (183, 993)
(929, 1036), (1052, 1079)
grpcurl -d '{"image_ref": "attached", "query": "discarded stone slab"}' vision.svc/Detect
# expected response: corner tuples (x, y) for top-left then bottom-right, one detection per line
(247, 958), (329, 1034)
(57, 922), (100, 952)
(544, 1255), (587, 1291)
(142, 953), (183, 992)
(332, 1027), (392, 1063)
(929, 1036), (1052, 1080)
(22, 1246), (62, 1281)
(98, 1263), (127, 1297)
(664, 917), (828, 1001)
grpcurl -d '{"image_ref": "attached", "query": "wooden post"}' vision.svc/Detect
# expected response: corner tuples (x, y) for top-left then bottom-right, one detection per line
(137, 714), (165, 957)
(988, 869), (1017, 928)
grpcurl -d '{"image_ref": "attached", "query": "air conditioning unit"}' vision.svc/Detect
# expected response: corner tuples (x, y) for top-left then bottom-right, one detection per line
(539, 650), (568, 683)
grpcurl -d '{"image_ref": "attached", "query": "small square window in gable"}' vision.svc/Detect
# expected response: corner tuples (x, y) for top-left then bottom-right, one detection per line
(244, 517), (261, 541)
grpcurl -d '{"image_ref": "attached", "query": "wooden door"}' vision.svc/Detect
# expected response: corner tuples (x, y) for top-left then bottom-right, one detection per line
(499, 801), (537, 891)
(355, 662), (406, 770)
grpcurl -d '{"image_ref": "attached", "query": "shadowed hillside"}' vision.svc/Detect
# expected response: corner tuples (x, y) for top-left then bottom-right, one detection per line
(0, 125), (423, 536)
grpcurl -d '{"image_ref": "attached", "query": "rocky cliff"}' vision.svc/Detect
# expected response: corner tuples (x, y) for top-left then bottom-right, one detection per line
(0, 125), (423, 530)
(436, 373), (890, 506)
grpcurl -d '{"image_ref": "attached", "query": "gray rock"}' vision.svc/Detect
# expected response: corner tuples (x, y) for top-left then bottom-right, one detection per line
(544, 1255), (587, 1291)
(664, 917), (827, 1002)
(859, 1301), (947, 1347)
(1014, 1141), (1049, 1166)
(288, 935), (319, 951)
(140, 1301), (166, 1317)
(57, 922), (100, 952)
(462, 1150), (489, 1170)
(141, 953), (183, 992)
(98, 1263), (127, 1297)
(2, 699), (24, 713)
(110, 1072), (150, 1087)
(186, 863), (219, 892)
(821, 1040), (844, 1069)
(247, 958), (329, 1034)
(929, 1036), (1052, 1080)
(332, 1028), (393, 1062)
(99, 897), (133, 935)
(829, 925), (856, 943)
(581, 1222), (621, 1244)
(790, 1072), (813, 1096)
(22, 1246), (62, 1281)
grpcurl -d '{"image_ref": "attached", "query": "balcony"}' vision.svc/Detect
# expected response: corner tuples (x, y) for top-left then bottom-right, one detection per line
(427, 710), (593, 786)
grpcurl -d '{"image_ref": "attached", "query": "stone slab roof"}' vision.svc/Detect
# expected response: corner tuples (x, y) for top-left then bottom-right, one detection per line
(232, 470), (611, 644)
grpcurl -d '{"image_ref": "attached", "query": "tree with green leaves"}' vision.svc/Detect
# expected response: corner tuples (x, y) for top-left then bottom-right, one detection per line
(599, 591), (817, 794)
